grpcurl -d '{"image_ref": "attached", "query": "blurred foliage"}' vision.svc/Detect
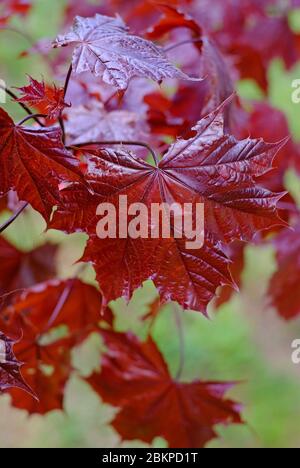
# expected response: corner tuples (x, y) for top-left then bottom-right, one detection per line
(1, 0), (300, 449)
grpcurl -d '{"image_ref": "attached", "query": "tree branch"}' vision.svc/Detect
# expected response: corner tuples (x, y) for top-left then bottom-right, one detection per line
(0, 84), (46, 127)
(0, 202), (28, 234)
(164, 38), (202, 53)
(17, 113), (47, 126)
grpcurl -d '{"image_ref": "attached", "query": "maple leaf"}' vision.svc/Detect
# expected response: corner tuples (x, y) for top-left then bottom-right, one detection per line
(144, 6), (235, 132)
(87, 330), (242, 448)
(0, 331), (34, 396)
(0, 108), (83, 221)
(53, 13), (197, 90)
(52, 102), (285, 312)
(15, 76), (68, 120)
(268, 225), (300, 320)
(0, 237), (58, 303)
(65, 101), (149, 145)
(0, 279), (109, 413)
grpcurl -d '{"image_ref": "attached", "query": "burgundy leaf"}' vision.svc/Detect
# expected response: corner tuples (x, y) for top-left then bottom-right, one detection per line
(87, 330), (242, 448)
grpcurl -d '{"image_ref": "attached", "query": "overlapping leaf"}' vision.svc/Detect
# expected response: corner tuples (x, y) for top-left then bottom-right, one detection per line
(0, 279), (108, 412)
(0, 0), (31, 25)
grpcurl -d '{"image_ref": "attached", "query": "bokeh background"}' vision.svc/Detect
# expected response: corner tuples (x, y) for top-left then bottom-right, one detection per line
(1, 0), (300, 448)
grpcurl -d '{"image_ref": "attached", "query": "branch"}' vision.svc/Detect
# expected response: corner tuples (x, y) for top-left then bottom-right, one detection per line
(164, 38), (202, 53)
(58, 65), (73, 145)
(17, 113), (47, 126)
(0, 84), (46, 127)
(0, 202), (28, 234)
(68, 140), (159, 166)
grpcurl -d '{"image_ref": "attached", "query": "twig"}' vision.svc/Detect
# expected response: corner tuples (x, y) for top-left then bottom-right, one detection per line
(17, 113), (47, 126)
(164, 38), (202, 53)
(68, 140), (159, 166)
(58, 65), (73, 144)
(0, 84), (46, 127)
(0, 202), (28, 234)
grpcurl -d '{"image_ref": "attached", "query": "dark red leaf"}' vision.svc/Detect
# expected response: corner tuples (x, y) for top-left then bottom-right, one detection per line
(52, 102), (285, 312)
(87, 330), (242, 448)
(0, 108), (83, 221)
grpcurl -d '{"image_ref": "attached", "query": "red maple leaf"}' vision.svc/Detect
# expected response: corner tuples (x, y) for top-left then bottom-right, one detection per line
(0, 330), (34, 397)
(16, 76), (68, 120)
(52, 102), (285, 312)
(87, 330), (242, 448)
(0, 108), (83, 221)
(268, 225), (300, 320)
(53, 13), (196, 90)
(0, 237), (58, 302)
(0, 279), (109, 413)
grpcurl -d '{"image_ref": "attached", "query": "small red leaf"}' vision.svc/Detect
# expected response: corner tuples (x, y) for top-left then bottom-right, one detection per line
(16, 76), (68, 120)
(52, 102), (285, 312)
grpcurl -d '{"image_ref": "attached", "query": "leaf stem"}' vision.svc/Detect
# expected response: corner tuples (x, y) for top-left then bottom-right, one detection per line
(0, 84), (46, 127)
(46, 280), (74, 329)
(174, 304), (185, 381)
(58, 65), (73, 145)
(164, 38), (202, 53)
(68, 140), (159, 166)
(17, 113), (47, 126)
(63, 65), (73, 99)
(0, 202), (28, 234)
